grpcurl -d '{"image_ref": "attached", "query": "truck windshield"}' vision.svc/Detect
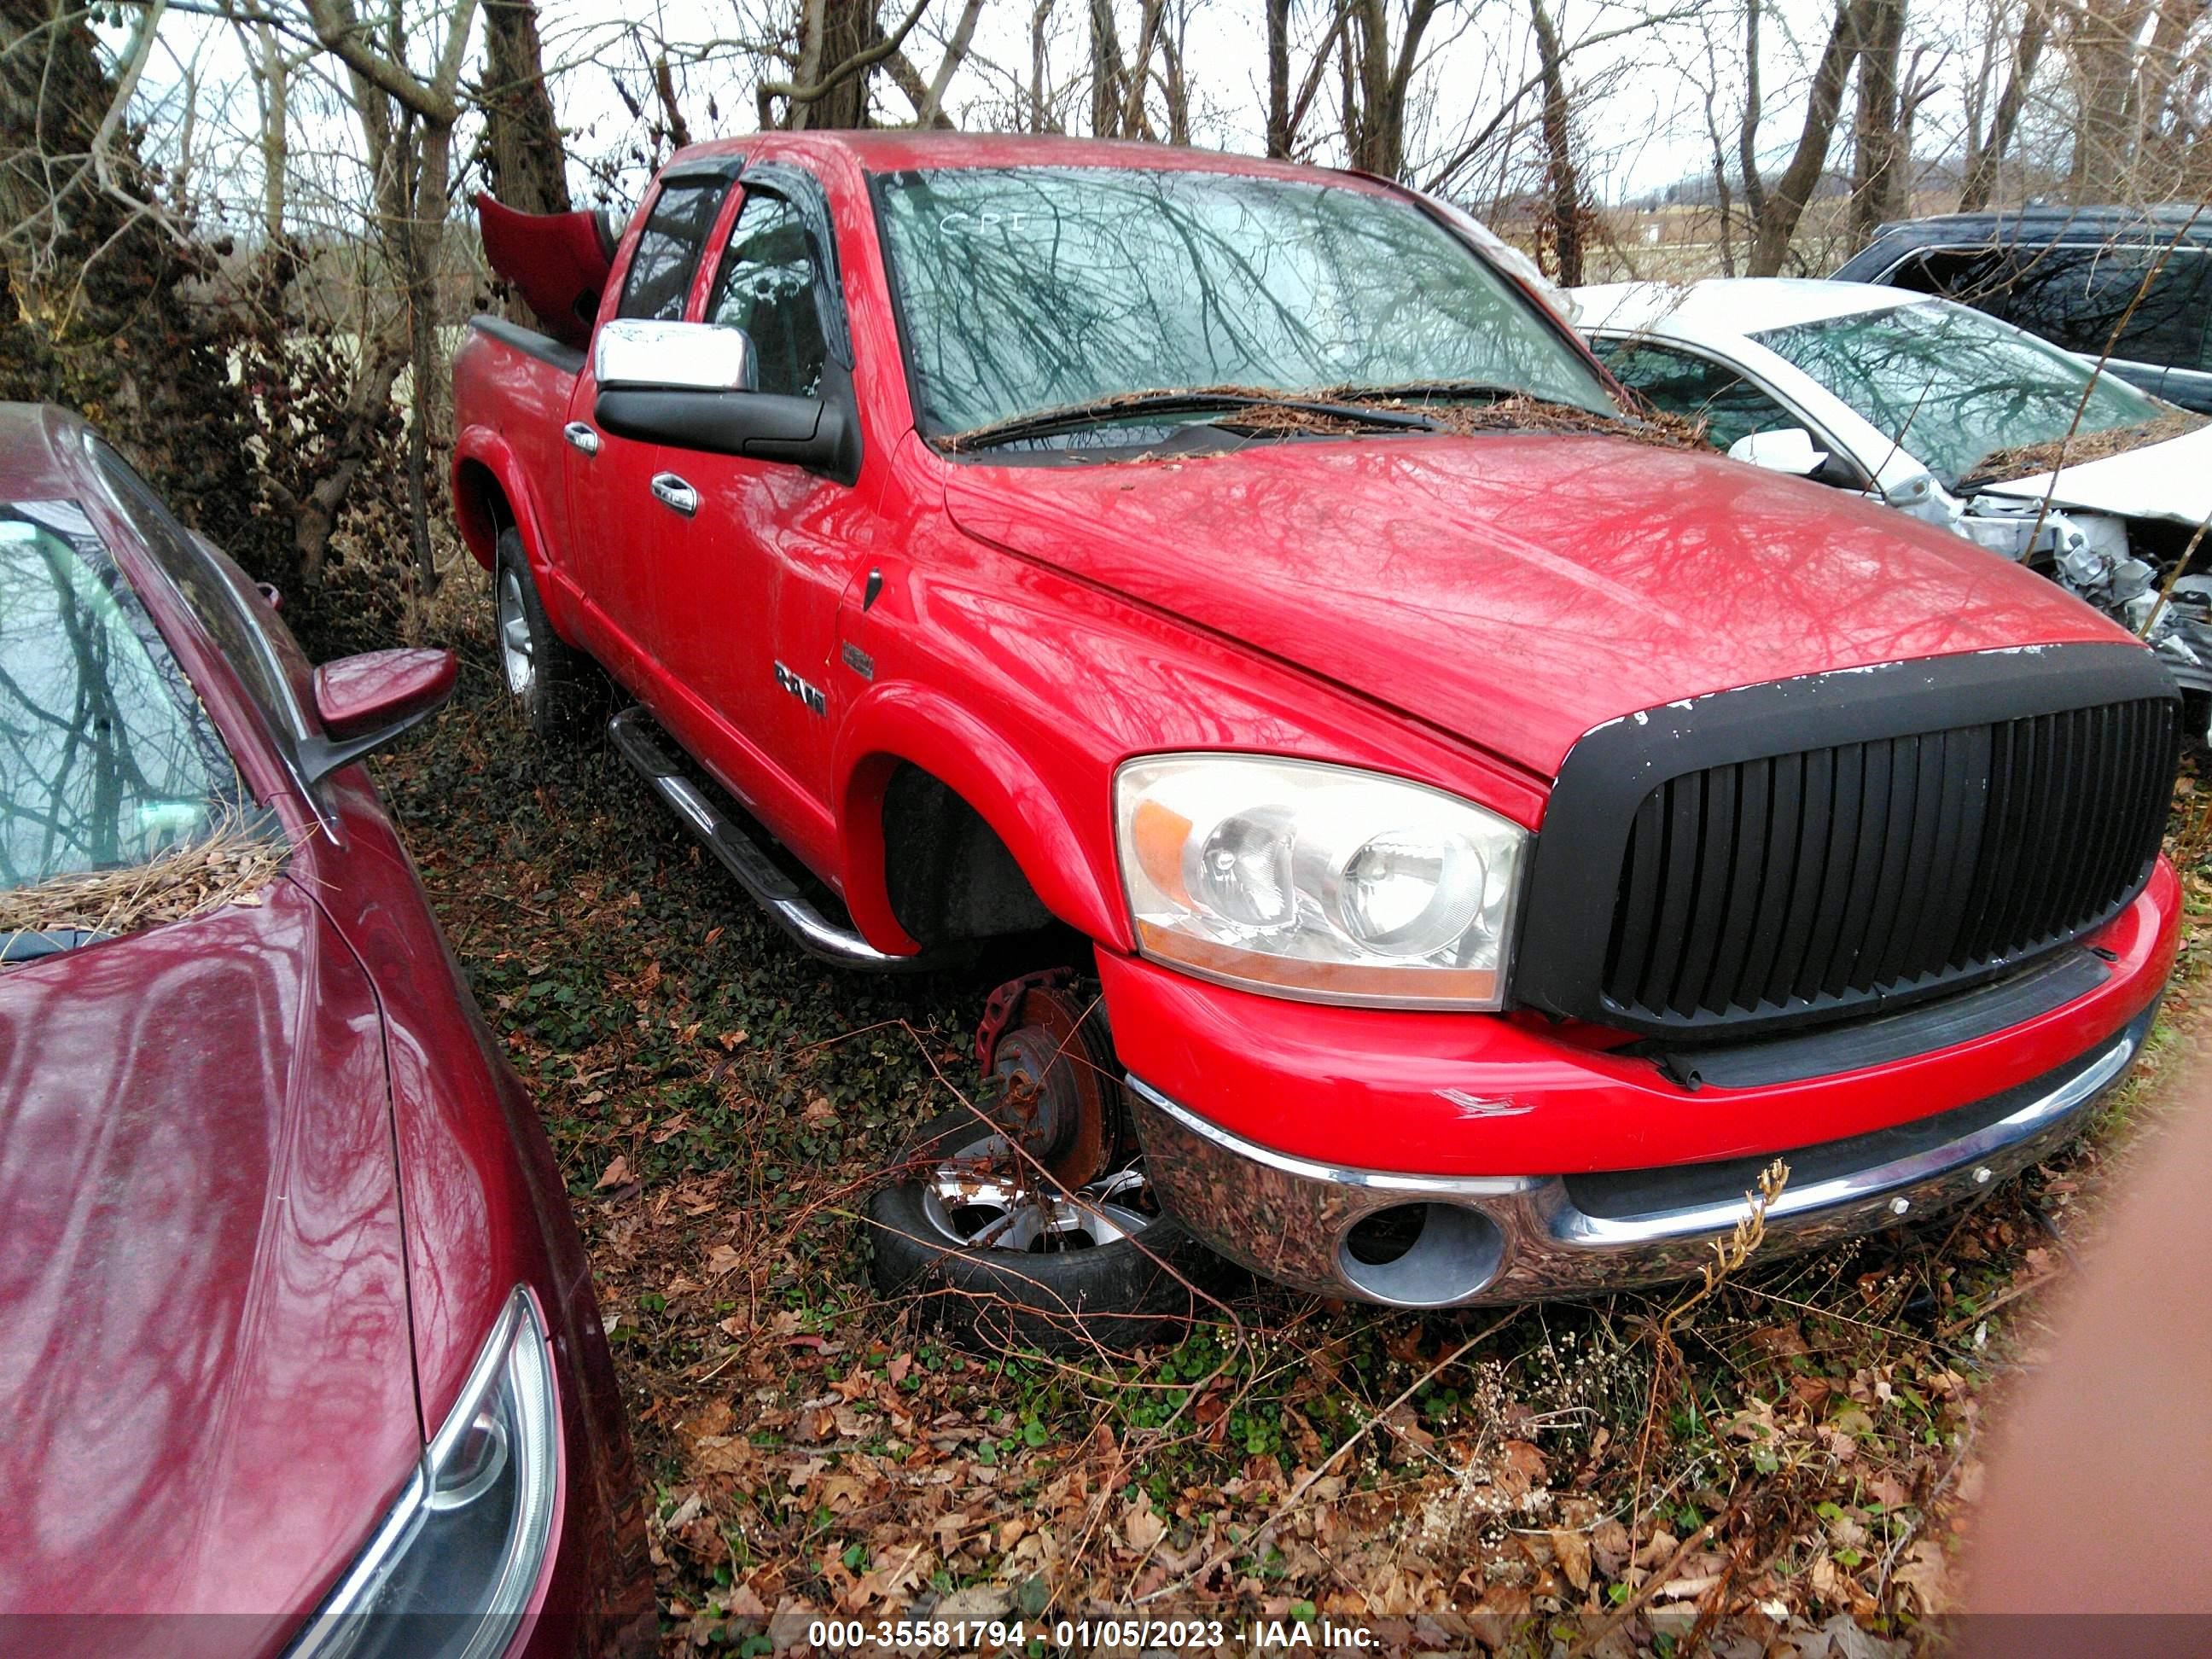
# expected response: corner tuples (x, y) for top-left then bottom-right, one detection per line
(0, 503), (239, 896)
(874, 166), (1618, 442)
(1753, 299), (2171, 489)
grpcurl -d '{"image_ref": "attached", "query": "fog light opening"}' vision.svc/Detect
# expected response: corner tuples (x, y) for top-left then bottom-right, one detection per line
(1336, 1202), (1505, 1307)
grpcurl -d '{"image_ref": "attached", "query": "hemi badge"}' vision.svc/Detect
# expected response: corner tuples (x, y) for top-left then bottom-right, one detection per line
(841, 642), (875, 679)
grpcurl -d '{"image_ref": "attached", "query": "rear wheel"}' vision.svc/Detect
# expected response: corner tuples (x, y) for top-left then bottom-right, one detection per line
(867, 979), (1217, 1353)
(494, 526), (586, 741)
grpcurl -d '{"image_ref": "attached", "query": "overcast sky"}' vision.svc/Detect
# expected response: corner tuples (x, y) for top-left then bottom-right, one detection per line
(123, 0), (1971, 231)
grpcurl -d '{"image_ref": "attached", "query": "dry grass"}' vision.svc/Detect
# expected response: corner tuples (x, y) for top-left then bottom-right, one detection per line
(0, 817), (288, 958)
(1965, 408), (2209, 486)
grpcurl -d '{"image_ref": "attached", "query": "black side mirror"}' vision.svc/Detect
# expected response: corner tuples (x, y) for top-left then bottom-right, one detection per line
(591, 317), (859, 484)
(595, 387), (858, 484)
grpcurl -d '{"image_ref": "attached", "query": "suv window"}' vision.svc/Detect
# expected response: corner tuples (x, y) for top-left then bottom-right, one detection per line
(706, 192), (829, 398)
(1592, 339), (1800, 453)
(92, 442), (307, 742)
(1901, 243), (2212, 370)
(616, 179), (729, 323)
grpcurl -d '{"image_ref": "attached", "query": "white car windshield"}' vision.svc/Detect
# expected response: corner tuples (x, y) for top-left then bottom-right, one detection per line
(1752, 300), (2169, 489)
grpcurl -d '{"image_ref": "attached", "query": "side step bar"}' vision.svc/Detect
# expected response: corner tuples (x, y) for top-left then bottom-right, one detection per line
(606, 705), (925, 970)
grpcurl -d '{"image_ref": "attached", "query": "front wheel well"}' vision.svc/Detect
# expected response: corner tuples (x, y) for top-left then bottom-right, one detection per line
(880, 762), (1056, 947)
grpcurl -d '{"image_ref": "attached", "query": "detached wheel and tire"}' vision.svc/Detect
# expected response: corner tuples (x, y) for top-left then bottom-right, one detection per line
(867, 980), (1214, 1354)
(494, 526), (587, 740)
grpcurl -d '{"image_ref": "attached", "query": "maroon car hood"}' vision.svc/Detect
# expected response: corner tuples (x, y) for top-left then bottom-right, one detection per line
(0, 879), (418, 1646)
(945, 433), (2125, 777)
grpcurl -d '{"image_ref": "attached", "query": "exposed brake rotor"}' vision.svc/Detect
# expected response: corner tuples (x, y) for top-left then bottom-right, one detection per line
(975, 972), (1124, 1190)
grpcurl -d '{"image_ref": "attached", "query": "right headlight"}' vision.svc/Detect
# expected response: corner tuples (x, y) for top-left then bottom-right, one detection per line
(1114, 754), (1528, 1008)
(289, 1288), (559, 1659)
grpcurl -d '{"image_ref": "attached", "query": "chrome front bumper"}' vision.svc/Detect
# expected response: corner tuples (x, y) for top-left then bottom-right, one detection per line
(1127, 1008), (2151, 1307)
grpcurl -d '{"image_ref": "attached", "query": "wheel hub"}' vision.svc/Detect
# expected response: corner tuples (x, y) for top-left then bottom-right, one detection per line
(497, 569), (534, 695)
(918, 1132), (1155, 1254)
(982, 980), (1121, 1190)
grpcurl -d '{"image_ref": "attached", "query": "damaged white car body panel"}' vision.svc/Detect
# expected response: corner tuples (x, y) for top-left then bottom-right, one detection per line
(1976, 420), (2212, 527)
(1569, 277), (2212, 708)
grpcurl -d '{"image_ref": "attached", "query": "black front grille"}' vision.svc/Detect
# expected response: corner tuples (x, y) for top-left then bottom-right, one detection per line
(1601, 696), (2176, 1025)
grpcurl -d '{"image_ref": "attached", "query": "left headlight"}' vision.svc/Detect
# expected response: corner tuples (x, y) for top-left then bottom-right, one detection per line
(1114, 754), (1528, 1009)
(290, 1288), (560, 1659)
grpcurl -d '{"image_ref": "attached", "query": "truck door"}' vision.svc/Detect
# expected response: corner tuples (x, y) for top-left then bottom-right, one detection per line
(645, 168), (859, 847)
(563, 164), (734, 691)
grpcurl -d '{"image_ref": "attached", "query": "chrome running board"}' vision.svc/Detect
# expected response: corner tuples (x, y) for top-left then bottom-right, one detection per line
(606, 705), (924, 970)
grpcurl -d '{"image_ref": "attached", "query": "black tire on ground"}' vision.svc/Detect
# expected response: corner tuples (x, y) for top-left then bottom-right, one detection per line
(493, 525), (587, 741)
(867, 1108), (1218, 1355)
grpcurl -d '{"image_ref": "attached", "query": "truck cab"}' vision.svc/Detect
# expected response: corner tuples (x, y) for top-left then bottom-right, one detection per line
(453, 134), (2178, 1342)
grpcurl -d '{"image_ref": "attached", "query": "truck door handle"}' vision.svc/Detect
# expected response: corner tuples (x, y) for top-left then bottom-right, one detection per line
(563, 421), (600, 456)
(650, 472), (699, 517)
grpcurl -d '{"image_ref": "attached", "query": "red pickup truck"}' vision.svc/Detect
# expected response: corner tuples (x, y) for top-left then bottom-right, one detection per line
(452, 132), (2179, 1343)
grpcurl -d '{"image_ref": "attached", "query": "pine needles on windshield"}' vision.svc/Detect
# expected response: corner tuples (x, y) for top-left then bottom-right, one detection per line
(0, 816), (287, 961)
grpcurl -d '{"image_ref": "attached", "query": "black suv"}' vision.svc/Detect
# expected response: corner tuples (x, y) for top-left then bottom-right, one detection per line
(1833, 207), (2212, 412)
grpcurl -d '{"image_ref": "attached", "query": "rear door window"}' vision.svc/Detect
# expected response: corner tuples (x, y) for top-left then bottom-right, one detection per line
(1905, 243), (2212, 370)
(615, 179), (730, 322)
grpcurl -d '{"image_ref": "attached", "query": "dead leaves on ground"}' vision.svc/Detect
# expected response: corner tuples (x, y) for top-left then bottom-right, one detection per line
(374, 629), (2212, 1654)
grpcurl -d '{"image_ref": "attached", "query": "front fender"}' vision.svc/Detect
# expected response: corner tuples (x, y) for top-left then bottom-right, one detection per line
(833, 680), (1129, 954)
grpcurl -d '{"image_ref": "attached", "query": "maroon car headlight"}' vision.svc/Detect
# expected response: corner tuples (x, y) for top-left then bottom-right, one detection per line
(1115, 754), (1527, 1009)
(288, 1288), (559, 1658)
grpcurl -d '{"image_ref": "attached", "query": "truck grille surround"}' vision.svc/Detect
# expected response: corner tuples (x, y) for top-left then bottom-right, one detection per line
(1512, 645), (2180, 1040)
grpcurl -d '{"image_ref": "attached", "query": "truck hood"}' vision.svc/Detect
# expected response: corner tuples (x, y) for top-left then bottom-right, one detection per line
(1976, 420), (2212, 527)
(0, 880), (419, 1650)
(945, 433), (2122, 777)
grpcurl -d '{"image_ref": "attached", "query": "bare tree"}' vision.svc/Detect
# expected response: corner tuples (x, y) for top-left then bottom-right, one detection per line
(274, 0), (480, 590)
(1959, 0), (2049, 207)
(1850, 0), (1906, 239)
(1336, 0), (1441, 178)
(1528, 0), (1587, 282)
(479, 0), (569, 215)
(753, 0), (987, 130)
(1264, 0), (1349, 159)
(1743, 0), (1868, 275)
(2064, 0), (2151, 201)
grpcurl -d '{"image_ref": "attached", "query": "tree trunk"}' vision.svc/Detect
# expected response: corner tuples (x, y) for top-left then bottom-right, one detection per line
(1747, 0), (1865, 276)
(1849, 0), (1906, 242)
(1266, 0), (1292, 156)
(1030, 0), (1057, 130)
(479, 0), (568, 216)
(1739, 0), (1767, 224)
(2066, 0), (2153, 201)
(1090, 0), (1127, 134)
(791, 0), (879, 129)
(1959, 0), (2049, 208)
(1529, 0), (1585, 284)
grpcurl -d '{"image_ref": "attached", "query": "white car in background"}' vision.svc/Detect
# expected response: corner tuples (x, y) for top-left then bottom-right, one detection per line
(1568, 277), (2212, 719)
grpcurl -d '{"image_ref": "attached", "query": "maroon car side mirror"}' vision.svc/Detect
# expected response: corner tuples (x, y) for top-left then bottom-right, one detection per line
(300, 648), (459, 782)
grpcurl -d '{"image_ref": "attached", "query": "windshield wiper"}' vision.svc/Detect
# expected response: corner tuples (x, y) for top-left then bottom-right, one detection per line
(942, 386), (1448, 451)
(1332, 379), (1532, 406)
(2, 928), (107, 964)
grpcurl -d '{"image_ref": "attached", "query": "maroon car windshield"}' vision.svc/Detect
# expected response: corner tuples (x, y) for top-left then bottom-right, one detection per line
(0, 502), (239, 894)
